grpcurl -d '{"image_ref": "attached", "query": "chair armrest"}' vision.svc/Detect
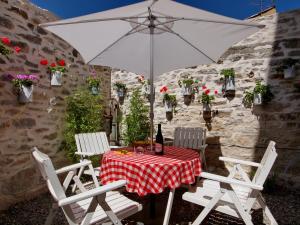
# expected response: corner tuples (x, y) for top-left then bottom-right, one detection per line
(199, 144), (208, 151)
(58, 180), (127, 206)
(110, 146), (126, 149)
(75, 151), (96, 156)
(201, 172), (263, 190)
(56, 160), (92, 175)
(219, 157), (261, 167)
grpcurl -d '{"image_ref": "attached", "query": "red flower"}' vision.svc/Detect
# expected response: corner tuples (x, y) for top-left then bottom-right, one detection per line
(1, 37), (10, 45)
(202, 85), (207, 90)
(57, 59), (65, 66)
(14, 46), (21, 53)
(205, 89), (210, 95)
(40, 59), (48, 66)
(160, 86), (168, 93)
(50, 63), (56, 67)
(214, 90), (218, 94)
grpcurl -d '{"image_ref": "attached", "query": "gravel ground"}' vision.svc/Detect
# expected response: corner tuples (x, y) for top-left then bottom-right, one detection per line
(0, 186), (299, 225)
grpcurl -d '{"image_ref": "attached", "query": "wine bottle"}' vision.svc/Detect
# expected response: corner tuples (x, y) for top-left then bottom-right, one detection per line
(155, 124), (164, 155)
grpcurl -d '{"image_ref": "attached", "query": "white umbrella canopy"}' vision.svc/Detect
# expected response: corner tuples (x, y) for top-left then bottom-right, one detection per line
(41, 0), (263, 77)
(40, 0), (264, 148)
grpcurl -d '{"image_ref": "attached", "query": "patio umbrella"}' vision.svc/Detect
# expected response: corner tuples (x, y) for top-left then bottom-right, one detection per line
(40, 0), (264, 148)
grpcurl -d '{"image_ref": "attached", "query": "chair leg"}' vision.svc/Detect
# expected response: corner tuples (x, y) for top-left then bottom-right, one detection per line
(200, 149), (207, 170)
(44, 203), (58, 225)
(88, 164), (99, 188)
(257, 194), (278, 225)
(72, 165), (85, 193)
(192, 191), (224, 225)
(227, 190), (254, 225)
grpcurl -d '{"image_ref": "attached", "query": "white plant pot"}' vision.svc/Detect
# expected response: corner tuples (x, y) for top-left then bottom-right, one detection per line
(203, 103), (211, 112)
(164, 101), (173, 112)
(225, 76), (235, 91)
(253, 93), (262, 105)
(51, 71), (63, 86)
(18, 85), (33, 103)
(117, 89), (125, 97)
(284, 66), (295, 79)
(144, 85), (155, 102)
(91, 86), (100, 95)
(182, 85), (193, 96)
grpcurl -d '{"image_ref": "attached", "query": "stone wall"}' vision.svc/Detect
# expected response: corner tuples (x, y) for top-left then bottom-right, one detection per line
(0, 0), (110, 210)
(112, 9), (300, 185)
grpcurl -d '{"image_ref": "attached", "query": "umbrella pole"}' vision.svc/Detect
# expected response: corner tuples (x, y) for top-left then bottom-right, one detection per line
(149, 8), (155, 152)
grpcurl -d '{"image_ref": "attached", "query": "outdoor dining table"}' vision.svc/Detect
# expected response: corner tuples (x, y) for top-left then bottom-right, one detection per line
(100, 146), (202, 225)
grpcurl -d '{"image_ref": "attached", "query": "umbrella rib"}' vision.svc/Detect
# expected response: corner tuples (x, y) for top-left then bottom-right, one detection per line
(86, 22), (146, 64)
(153, 15), (264, 28)
(155, 24), (216, 63)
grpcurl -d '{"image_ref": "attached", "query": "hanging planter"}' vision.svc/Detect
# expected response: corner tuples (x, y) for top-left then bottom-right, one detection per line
(243, 81), (274, 107)
(87, 75), (101, 95)
(164, 100), (173, 112)
(277, 58), (298, 79)
(203, 102), (211, 112)
(178, 76), (199, 96)
(12, 74), (38, 104)
(220, 68), (235, 93)
(113, 82), (127, 98)
(160, 86), (177, 114)
(144, 84), (155, 102)
(51, 70), (63, 86)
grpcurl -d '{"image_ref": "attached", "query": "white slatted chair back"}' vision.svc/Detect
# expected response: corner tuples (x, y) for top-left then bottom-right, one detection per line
(31, 147), (66, 201)
(75, 132), (110, 156)
(253, 141), (278, 186)
(173, 127), (206, 149)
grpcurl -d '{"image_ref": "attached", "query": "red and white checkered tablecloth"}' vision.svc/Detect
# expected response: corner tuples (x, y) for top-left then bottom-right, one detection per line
(100, 146), (202, 196)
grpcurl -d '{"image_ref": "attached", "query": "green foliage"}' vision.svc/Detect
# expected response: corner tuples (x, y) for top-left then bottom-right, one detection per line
(163, 93), (177, 108)
(243, 81), (274, 106)
(220, 68), (235, 78)
(123, 89), (150, 145)
(87, 75), (101, 88)
(48, 66), (67, 73)
(200, 93), (215, 104)
(63, 88), (104, 163)
(113, 82), (126, 90)
(0, 42), (10, 56)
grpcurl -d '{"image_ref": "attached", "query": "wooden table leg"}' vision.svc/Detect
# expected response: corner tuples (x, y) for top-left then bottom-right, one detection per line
(163, 188), (175, 225)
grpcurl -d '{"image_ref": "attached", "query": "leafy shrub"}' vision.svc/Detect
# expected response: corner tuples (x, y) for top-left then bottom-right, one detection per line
(220, 68), (235, 78)
(62, 88), (104, 163)
(123, 89), (150, 145)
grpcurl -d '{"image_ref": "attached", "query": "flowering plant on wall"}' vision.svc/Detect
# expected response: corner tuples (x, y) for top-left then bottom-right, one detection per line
(220, 68), (235, 93)
(113, 81), (127, 97)
(12, 74), (38, 103)
(160, 85), (177, 113)
(87, 75), (101, 95)
(40, 58), (67, 86)
(178, 76), (200, 96)
(243, 81), (273, 107)
(137, 75), (154, 101)
(199, 86), (217, 112)
(0, 37), (22, 56)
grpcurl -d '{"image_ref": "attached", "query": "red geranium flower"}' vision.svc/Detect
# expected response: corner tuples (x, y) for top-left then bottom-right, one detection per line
(14, 46), (21, 53)
(160, 86), (168, 93)
(202, 85), (207, 90)
(205, 89), (210, 95)
(40, 59), (48, 66)
(57, 59), (65, 66)
(1, 37), (10, 45)
(50, 63), (56, 67)
(214, 90), (218, 94)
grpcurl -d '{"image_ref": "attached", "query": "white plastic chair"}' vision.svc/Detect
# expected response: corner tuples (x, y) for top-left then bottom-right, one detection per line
(171, 127), (207, 169)
(182, 141), (278, 225)
(32, 147), (142, 225)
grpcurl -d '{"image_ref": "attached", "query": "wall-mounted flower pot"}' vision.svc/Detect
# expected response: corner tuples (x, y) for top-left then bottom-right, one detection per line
(51, 71), (63, 86)
(18, 85), (33, 103)
(117, 88), (126, 97)
(225, 76), (235, 92)
(91, 86), (100, 95)
(284, 66), (295, 79)
(182, 85), (193, 96)
(203, 103), (211, 112)
(164, 101), (173, 112)
(144, 85), (155, 102)
(253, 93), (262, 105)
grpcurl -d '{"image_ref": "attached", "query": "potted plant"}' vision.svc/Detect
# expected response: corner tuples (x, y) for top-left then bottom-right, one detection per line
(12, 74), (38, 103)
(137, 75), (155, 101)
(48, 59), (67, 86)
(0, 37), (21, 56)
(178, 76), (198, 96)
(200, 90), (215, 112)
(113, 81), (127, 97)
(243, 81), (274, 106)
(160, 86), (177, 113)
(281, 58), (298, 79)
(220, 68), (235, 93)
(87, 75), (101, 95)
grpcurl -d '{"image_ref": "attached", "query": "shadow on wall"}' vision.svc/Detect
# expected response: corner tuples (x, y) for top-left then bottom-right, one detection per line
(254, 10), (300, 188)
